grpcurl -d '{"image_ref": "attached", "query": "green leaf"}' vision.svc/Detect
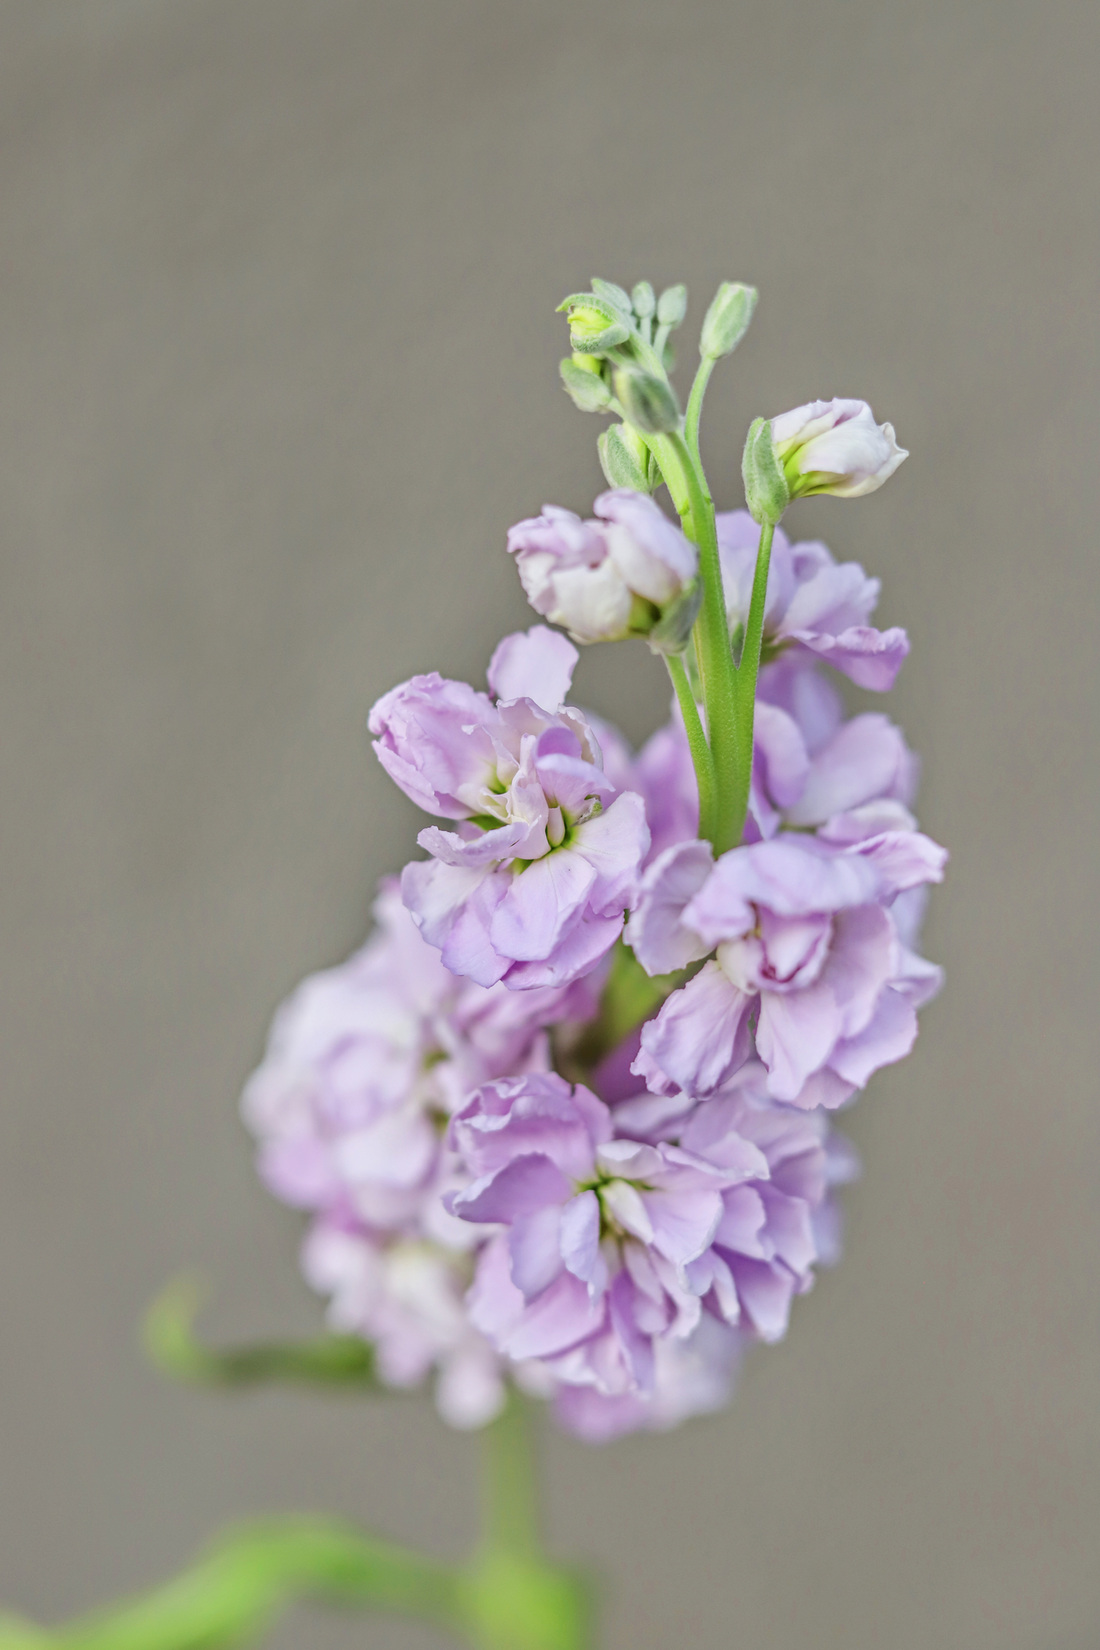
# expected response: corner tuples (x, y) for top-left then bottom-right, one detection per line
(143, 1277), (384, 1391)
(0, 1519), (466, 1650)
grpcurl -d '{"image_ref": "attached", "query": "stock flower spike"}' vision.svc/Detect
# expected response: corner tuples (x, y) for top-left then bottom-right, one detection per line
(22, 273), (944, 1650)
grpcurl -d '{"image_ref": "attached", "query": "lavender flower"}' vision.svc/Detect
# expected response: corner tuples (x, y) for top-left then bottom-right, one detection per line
(717, 511), (910, 690)
(771, 398), (908, 499)
(370, 626), (650, 990)
(241, 881), (595, 1426)
(629, 831), (946, 1107)
(446, 1068), (851, 1428)
(507, 490), (698, 648)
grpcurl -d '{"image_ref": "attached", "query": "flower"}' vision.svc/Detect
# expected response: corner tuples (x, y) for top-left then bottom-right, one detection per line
(507, 490), (698, 647)
(717, 511), (910, 690)
(303, 1220), (505, 1429)
(241, 880), (594, 1230)
(241, 881), (595, 1428)
(629, 831), (946, 1107)
(370, 626), (650, 990)
(771, 398), (907, 499)
(448, 1068), (852, 1429)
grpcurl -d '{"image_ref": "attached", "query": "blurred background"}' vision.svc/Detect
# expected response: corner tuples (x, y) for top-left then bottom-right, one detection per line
(1, 2), (1098, 1646)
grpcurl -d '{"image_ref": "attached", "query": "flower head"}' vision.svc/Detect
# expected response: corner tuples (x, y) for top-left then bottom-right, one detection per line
(629, 831), (946, 1107)
(371, 627), (650, 990)
(507, 491), (698, 649)
(771, 398), (907, 499)
(717, 511), (909, 691)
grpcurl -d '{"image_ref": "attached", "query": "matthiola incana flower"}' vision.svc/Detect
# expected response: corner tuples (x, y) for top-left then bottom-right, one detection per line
(629, 830), (946, 1107)
(717, 510), (910, 690)
(448, 1067), (853, 1437)
(369, 625), (650, 990)
(771, 398), (908, 499)
(242, 880), (594, 1426)
(507, 489), (699, 650)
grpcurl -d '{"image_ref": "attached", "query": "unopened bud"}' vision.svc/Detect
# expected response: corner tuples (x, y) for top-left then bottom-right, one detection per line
(613, 367), (681, 435)
(771, 399), (908, 498)
(560, 355), (612, 413)
(656, 284), (688, 329)
(598, 423), (651, 492)
(742, 416), (790, 526)
(557, 292), (631, 354)
(631, 280), (656, 320)
(700, 282), (757, 360)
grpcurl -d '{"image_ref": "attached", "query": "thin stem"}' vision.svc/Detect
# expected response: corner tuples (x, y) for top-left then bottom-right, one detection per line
(652, 430), (741, 855)
(480, 1392), (541, 1561)
(684, 355), (716, 466)
(665, 652), (715, 843)
(728, 519), (775, 845)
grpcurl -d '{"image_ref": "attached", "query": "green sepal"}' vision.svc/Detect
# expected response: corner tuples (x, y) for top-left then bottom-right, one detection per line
(612, 367), (681, 435)
(699, 281), (758, 360)
(559, 357), (612, 413)
(597, 422), (651, 492)
(741, 416), (790, 526)
(143, 1275), (384, 1390)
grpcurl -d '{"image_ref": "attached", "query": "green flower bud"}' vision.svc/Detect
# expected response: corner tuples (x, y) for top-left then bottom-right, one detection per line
(613, 367), (681, 435)
(656, 283), (688, 329)
(557, 292), (631, 354)
(741, 416), (790, 526)
(560, 355), (612, 413)
(700, 282), (758, 360)
(631, 280), (656, 320)
(598, 422), (652, 492)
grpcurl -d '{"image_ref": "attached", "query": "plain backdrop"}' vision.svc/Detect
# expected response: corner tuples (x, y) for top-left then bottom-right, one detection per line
(1, 3), (1098, 1647)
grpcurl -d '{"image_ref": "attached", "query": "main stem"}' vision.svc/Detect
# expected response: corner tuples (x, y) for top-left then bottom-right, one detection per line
(652, 429), (741, 856)
(480, 1392), (541, 1561)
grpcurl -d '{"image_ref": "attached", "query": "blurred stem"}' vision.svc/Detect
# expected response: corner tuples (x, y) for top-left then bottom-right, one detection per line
(481, 1392), (541, 1561)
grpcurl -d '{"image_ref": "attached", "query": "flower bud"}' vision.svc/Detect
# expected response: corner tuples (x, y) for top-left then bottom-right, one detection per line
(656, 283), (688, 328)
(557, 292), (631, 354)
(598, 422), (651, 492)
(613, 366), (681, 435)
(631, 280), (656, 320)
(770, 399), (908, 499)
(699, 281), (757, 360)
(742, 416), (790, 527)
(560, 355), (612, 413)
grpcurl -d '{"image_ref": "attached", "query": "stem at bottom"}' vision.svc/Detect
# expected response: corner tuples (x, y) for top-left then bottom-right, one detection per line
(461, 1395), (594, 1650)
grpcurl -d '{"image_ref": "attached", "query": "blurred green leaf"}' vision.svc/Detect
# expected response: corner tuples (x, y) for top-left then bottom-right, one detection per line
(143, 1277), (384, 1391)
(0, 1519), (465, 1650)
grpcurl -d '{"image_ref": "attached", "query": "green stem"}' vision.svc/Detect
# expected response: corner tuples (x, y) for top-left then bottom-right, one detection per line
(684, 355), (716, 465)
(728, 519), (775, 844)
(481, 1393), (541, 1561)
(665, 652), (716, 843)
(652, 430), (741, 855)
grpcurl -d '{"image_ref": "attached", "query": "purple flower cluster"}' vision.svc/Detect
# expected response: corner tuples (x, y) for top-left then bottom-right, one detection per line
(245, 486), (944, 1441)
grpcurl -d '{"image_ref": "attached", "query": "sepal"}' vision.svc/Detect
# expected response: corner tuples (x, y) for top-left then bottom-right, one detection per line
(613, 366), (681, 435)
(741, 415), (790, 526)
(559, 355), (612, 413)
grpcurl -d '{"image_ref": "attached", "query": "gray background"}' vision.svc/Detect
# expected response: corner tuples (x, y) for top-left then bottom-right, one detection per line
(1, 2), (1097, 1646)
